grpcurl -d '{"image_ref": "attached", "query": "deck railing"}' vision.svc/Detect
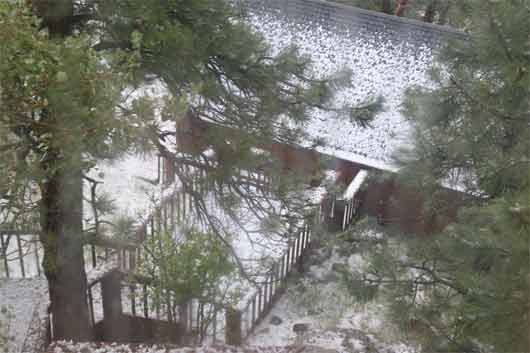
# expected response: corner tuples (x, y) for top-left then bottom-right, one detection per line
(214, 216), (318, 346)
(86, 269), (228, 344)
(0, 231), (42, 278)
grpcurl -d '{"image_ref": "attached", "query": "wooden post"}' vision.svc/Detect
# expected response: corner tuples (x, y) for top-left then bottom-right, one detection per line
(87, 285), (95, 326)
(251, 297), (256, 329)
(91, 244), (97, 268)
(257, 288), (263, 314)
(143, 284), (149, 318)
(225, 308), (242, 346)
(166, 289), (173, 322)
(0, 234), (9, 278)
(100, 271), (123, 340)
(179, 302), (188, 332)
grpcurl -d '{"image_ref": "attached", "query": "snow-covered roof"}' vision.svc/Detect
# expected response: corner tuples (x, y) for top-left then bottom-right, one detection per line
(245, 0), (464, 169)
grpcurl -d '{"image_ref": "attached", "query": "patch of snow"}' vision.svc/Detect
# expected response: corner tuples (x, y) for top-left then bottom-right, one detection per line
(0, 234), (42, 279)
(49, 341), (289, 353)
(342, 170), (368, 200)
(248, 226), (419, 353)
(85, 153), (161, 225)
(86, 257), (120, 285)
(0, 279), (49, 353)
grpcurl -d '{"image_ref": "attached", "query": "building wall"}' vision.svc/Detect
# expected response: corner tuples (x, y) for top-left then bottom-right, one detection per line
(175, 114), (322, 177)
(174, 116), (467, 236)
(357, 173), (466, 235)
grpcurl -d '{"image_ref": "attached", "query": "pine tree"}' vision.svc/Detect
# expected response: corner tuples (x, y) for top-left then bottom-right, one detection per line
(0, 0), (376, 341)
(362, 1), (529, 351)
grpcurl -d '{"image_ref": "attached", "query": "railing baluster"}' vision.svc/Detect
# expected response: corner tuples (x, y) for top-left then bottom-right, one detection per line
(131, 285), (136, 316)
(251, 297), (256, 331)
(91, 244), (97, 268)
(285, 243), (291, 273)
(257, 288), (262, 318)
(268, 273), (274, 304)
(263, 280), (268, 311)
(0, 234), (9, 278)
(176, 190), (181, 222)
(34, 236), (41, 276)
(88, 285), (95, 326)
(16, 235), (25, 278)
(143, 284), (149, 318)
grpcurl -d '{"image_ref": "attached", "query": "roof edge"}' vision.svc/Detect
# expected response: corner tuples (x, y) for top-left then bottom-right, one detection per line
(308, 0), (465, 36)
(241, 0), (467, 40)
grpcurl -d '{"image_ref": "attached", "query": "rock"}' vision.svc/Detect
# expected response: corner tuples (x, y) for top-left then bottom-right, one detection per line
(303, 347), (340, 353)
(255, 327), (270, 335)
(293, 323), (310, 334)
(331, 262), (348, 274)
(269, 315), (283, 326)
(321, 271), (339, 284)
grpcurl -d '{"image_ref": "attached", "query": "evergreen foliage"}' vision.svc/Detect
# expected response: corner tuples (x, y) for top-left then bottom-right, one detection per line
(0, 0), (378, 340)
(138, 227), (235, 308)
(360, 1), (530, 351)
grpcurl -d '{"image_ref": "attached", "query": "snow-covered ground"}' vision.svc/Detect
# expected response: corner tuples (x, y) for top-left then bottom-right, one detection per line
(247, 225), (419, 353)
(48, 341), (290, 353)
(0, 279), (49, 353)
(85, 154), (161, 225)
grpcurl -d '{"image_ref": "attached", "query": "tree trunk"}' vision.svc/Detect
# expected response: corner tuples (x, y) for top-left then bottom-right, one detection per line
(32, 0), (92, 342)
(40, 164), (92, 341)
(395, 0), (409, 17)
(422, 0), (438, 23)
(381, 0), (393, 14)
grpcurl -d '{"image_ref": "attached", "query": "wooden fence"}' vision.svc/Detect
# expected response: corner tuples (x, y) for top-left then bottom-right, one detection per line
(0, 231), (42, 278)
(0, 231), (141, 279)
(3, 161), (326, 346)
(87, 269), (228, 344)
(340, 197), (361, 231)
(84, 220), (316, 346)
(221, 221), (314, 345)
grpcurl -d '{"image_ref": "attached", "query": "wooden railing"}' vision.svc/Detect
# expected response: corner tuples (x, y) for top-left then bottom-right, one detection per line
(0, 231), (141, 279)
(4, 162), (328, 346)
(86, 270), (228, 344)
(340, 197), (361, 231)
(217, 220), (315, 345)
(0, 180), (200, 279)
(0, 231), (41, 278)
